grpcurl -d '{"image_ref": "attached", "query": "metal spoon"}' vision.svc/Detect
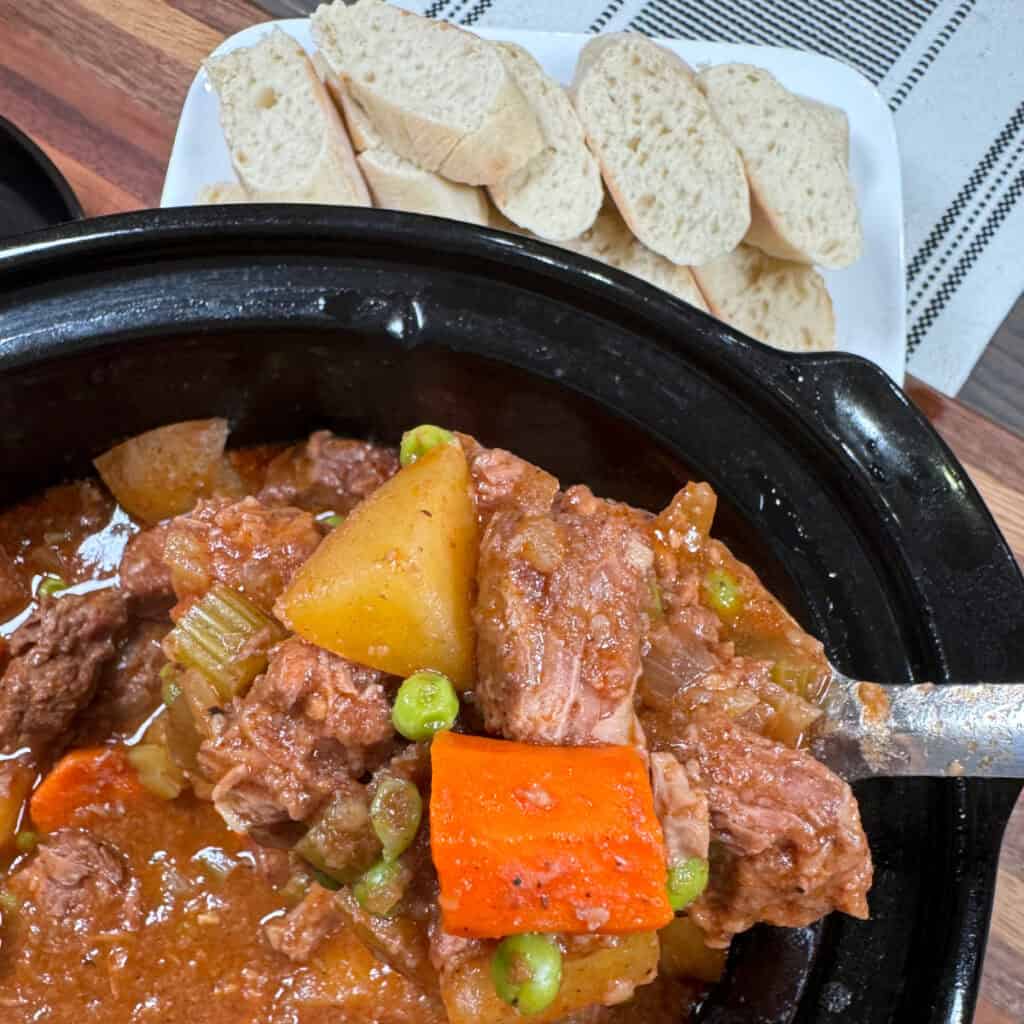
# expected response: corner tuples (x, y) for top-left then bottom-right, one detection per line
(808, 671), (1024, 781)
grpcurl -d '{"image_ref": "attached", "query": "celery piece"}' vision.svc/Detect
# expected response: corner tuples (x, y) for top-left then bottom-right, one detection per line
(165, 583), (285, 702)
(353, 859), (410, 917)
(370, 778), (423, 862)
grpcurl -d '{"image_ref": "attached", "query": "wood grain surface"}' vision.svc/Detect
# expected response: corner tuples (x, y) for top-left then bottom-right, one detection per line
(960, 295), (1024, 442)
(2, 2), (1022, 1018)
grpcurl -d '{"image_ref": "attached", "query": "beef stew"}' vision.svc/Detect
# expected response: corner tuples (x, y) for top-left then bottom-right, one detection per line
(0, 419), (872, 1022)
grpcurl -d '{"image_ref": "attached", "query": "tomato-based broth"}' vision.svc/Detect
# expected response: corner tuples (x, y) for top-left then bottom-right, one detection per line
(1, 791), (435, 1023)
(0, 421), (872, 1023)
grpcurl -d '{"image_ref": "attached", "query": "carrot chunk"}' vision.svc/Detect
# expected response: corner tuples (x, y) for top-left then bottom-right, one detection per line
(29, 746), (145, 833)
(430, 732), (671, 938)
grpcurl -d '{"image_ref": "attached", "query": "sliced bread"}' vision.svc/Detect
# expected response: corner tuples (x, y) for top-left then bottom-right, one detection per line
(357, 148), (491, 225)
(196, 182), (250, 204)
(312, 49), (381, 152)
(205, 28), (370, 205)
(311, 0), (543, 186)
(802, 97), (850, 169)
(313, 47), (490, 225)
(699, 64), (862, 268)
(691, 244), (836, 352)
(571, 34), (750, 267)
(488, 43), (602, 241)
(566, 202), (708, 312)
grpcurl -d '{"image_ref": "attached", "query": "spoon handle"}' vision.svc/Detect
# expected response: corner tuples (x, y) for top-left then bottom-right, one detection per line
(809, 674), (1024, 781)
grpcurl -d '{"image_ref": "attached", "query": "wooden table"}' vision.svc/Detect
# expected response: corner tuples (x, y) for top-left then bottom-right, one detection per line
(1, 2), (1021, 1019)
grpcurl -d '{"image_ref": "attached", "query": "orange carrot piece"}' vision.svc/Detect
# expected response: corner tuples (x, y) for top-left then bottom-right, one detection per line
(29, 746), (145, 833)
(430, 732), (672, 939)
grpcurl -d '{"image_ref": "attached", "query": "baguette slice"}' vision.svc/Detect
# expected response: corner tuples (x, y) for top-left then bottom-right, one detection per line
(566, 203), (708, 312)
(699, 64), (862, 268)
(196, 182), (249, 204)
(313, 48), (489, 225)
(312, 49), (381, 152)
(488, 43), (602, 241)
(802, 97), (850, 169)
(205, 28), (370, 205)
(571, 34), (750, 267)
(691, 244), (835, 353)
(312, 0), (543, 185)
(357, 148), (490, 225)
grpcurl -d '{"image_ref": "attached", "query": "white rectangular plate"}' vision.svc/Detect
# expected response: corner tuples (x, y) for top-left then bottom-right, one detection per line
(163, 19), (906, 384)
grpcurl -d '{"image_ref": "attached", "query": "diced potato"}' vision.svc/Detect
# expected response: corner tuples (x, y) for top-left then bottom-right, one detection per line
(658, 915), (727, 984)
(94, 418), (243, 524)
(0, 762), (33, 850)
(313, 926), (447, 1023)
(128, 741), (185, 801)
(441, 932), (659, 1024)
(279, 441), (477, 688)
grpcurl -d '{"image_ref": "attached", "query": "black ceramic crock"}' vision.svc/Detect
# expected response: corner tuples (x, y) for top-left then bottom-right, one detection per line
(1, 208), (1022, 1024)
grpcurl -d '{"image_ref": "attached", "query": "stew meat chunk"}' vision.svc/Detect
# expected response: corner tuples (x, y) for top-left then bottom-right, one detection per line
(13, 828), (141, 929)
(0, 425), (874, 1024)
(258, 432), (399, 513)
(118, 523), (174, 616)
(656, 713), (872, 947)
(0, 590), (127, 755)
(265, 883), (346, 962)
(73, 619), (169, 745)
(474, 482), (654, 747)
(199, 637), (394, 831)
(163, 496), (321, 614)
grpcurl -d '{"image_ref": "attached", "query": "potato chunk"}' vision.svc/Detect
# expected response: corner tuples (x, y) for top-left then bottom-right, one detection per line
(441, 933), (659, 1024)
(278, 441), (477, 688)
(94, 418), (242, 524)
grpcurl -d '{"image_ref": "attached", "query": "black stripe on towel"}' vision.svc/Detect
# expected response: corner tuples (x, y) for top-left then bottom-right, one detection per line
(460, 0), (494, 25)
(888, 0), (977, 112)
(907, 166), (1024, 357)
(590, 1), (629, 33)
(423, 0), (454, 18)
(907, 104), (1024, 286)
(633, 0), (924, 82)
(908, 142), (1023, 315)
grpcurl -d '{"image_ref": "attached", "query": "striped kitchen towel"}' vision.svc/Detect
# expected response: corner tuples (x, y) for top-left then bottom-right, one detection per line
(261, 0), (1023, 396)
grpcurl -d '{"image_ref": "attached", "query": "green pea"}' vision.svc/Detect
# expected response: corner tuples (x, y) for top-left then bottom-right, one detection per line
(491, 934), (563, 1015)
(667, 857), (710, 912)
(399, 424), (455, 467)
(0, 890), (17, 915)
(702, 568), (743, 618)
(353, 859), (408, 917)
(15, 831), (37, 853)
(371, 777), (423, 862)
(37, 574), (68, 599)
(392, 671), (459, 742)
